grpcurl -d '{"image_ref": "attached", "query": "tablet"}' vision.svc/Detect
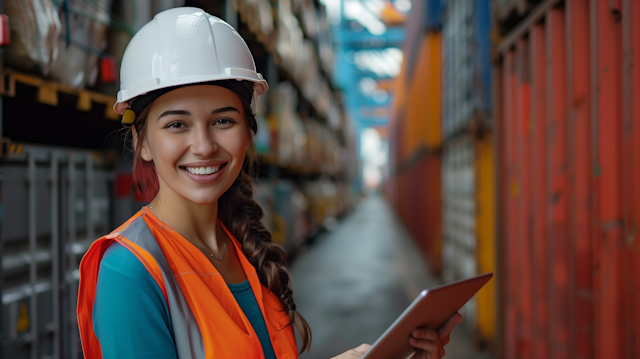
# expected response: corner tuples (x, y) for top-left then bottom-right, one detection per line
(361, 273), (494, 359)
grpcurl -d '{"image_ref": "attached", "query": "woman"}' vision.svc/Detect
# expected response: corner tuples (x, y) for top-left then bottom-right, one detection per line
(77, 7), (462, 359)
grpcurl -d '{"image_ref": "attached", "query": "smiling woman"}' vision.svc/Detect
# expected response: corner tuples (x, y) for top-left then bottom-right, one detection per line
(74, 7), (312, 359)
(75, 6), (460, 359)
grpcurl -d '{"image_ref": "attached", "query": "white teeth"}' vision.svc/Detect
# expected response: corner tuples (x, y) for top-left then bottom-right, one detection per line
(184, 166), (221, 175)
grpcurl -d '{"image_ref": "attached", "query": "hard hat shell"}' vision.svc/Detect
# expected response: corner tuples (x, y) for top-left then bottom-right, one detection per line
(114, 7), (268, 115)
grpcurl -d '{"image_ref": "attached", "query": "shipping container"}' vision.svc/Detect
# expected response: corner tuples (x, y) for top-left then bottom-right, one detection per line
(442, 136), (477, 321)
(442, 0), (492, 139)
(385, 152), (442, 274)
(1, 144), (121, 359)
(474, 133), (496, 348)
(438, 0), (496, 346)
(493, 0), (640, 358)
(493, 0), (544, 31)
(440, 133), (496, 346)
(402, 31), (442, 157)
(385, 0), (444, 274)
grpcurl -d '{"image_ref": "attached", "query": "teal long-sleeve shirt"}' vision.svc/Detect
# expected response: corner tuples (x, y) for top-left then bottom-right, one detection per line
(92, 242), (277, 359)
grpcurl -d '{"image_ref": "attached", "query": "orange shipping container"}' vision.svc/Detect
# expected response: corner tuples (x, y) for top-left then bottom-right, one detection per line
(402, 31), (442, 158)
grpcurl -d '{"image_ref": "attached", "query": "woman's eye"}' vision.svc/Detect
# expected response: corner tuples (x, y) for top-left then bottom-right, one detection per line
(166, 122), (185, 129)
(213, 118), (235, 126)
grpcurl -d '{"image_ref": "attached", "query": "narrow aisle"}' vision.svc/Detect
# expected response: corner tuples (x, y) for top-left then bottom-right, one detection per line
(290, 194), (492, 359)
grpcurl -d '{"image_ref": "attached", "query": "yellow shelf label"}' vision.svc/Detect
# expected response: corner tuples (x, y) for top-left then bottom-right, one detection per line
(16, 301), (30, 334)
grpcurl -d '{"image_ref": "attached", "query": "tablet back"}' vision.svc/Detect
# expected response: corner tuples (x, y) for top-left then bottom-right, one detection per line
(362, 273), (493, 359)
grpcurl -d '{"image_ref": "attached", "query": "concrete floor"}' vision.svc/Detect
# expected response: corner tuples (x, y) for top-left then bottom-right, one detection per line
(289, 194), (493, 359)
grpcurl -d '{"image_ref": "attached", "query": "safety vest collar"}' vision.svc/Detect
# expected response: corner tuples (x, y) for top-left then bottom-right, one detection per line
(139, 208), (298, 358)
(139, 206), (266, 313)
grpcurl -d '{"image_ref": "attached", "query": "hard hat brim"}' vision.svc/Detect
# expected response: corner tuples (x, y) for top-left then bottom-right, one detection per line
(114, 73), (268, 115)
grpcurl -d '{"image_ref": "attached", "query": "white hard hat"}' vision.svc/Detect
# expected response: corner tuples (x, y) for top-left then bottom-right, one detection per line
(114, 7), (268, 118)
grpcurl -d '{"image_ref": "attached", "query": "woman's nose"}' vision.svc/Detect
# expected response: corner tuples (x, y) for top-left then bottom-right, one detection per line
(190, 126), (218, 156)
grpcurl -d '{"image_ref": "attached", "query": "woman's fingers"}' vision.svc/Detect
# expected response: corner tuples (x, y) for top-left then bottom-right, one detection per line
(412, 328), (439, 342)
(409, 337), (440, 358)
(437, 312), (463, 341)
(440, 333), (450, 346)
(410, 329), (443, 358)
(330, 344), (372, 359)
(351, 344), (372, 355)
(408, 314), (462, 359)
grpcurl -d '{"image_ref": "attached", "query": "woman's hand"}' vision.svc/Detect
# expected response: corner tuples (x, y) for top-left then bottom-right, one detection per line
(329, 313), (462, 359)
(408, 312), (463, 359)
(330, 344), (372, 359)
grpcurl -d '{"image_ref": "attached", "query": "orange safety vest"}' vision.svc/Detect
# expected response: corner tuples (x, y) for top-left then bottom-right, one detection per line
(77, 208), (298, 359)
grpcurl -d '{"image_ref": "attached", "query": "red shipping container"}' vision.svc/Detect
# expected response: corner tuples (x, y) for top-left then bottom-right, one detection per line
(530, 22), (550, 359)
(501, 48), (519, 359)
(495, 0), (640, 357)
(566, 1), (593, 358)
(591, 2), (625, 358)
(404, 154), (442, 274)
(621, 0), (640, 357)
(546, 9), (571, 359)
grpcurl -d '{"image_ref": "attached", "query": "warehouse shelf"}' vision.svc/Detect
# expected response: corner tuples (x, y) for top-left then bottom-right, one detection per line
(258, 155), (340, 181)
(236, 1), (339, 128)
(290, 9), (336, 92)
(0, 68), (119, 120)
(2, 250), (52, 273)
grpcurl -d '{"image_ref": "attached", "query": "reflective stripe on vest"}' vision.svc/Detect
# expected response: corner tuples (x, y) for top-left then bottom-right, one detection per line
(120, 216), (205, 358)
(77, 210), (298, 359)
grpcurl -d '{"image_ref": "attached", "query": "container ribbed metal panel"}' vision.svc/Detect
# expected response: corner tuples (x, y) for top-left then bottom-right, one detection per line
(1, 144), (115, 359)
(441, 136), (477, 326)
(442, 0), (491, 138)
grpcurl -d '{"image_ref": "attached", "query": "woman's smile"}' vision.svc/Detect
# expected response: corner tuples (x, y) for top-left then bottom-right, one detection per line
(179, 162), (229, 184)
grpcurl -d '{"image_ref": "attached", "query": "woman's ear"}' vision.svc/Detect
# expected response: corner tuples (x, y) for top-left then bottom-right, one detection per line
(245, 134), (251, 151)
(132, 127), (153, 162)
(132, 126), (139, 151)
(244, 122), (253, 151)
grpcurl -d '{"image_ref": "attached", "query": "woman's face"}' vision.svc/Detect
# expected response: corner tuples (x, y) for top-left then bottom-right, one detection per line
(140, 85), (249, 204)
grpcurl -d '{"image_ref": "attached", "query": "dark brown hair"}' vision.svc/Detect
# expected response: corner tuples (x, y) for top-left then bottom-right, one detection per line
(128, 82), (312, 353)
